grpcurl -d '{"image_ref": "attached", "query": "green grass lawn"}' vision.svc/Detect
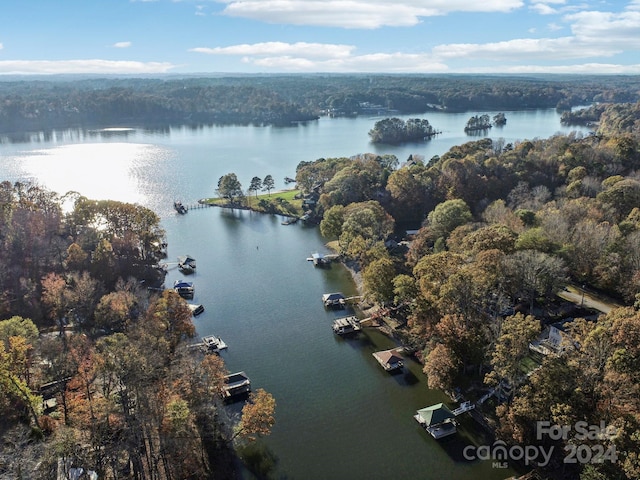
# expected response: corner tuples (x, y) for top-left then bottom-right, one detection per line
(203, 189), (305, 216)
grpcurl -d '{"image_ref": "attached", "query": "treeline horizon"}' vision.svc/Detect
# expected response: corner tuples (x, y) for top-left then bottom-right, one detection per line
(1, 73), (639, 134)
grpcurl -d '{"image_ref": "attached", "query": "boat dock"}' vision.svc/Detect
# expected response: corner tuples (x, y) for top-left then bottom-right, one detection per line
(332, 316), (361, 335)
(223, 371), (251, 399)
(174, 200), (213, 213)
(200, 335), (227, 354)
(307, 252), (339, 266)
(372, 348), (404, 372)
(414, 400), (477, 439)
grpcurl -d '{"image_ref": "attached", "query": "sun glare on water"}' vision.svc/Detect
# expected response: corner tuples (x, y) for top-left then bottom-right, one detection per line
(19, 142), (167, 205)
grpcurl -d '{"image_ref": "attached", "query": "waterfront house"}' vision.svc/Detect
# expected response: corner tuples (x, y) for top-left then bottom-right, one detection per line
(529, 319), (575, 356)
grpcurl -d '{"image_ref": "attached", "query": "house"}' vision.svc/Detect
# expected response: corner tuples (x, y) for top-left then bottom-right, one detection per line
(529, 319), (575, 356)
(414, 403), (457, 439)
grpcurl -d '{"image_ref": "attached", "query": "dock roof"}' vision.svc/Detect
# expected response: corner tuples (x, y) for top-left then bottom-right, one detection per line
(416, 403), (455, 427)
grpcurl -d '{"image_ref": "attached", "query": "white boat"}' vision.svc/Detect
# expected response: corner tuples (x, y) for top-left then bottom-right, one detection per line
(174, 201), (188, 214)
(201, 335), (227, 353)
(188, 304), (204, 316)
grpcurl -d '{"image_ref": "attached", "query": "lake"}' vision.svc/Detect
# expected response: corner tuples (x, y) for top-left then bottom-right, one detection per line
(0, 110), (591, 479)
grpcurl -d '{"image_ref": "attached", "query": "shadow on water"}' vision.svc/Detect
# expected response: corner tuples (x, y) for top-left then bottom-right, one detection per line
(391, 367), (420, 386)
(238, 442), (287, 480)
(435, 433), (478, 464)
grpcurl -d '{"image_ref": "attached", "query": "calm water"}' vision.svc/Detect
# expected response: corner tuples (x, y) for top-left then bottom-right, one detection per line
(0, 111), (590, 479)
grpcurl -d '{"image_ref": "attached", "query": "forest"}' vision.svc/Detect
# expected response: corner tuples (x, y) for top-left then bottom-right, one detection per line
(0, 188), (275, 479)
(292, 100), (640, 480)
(2, 75), (640, 479)
(1, 74), (640, 133)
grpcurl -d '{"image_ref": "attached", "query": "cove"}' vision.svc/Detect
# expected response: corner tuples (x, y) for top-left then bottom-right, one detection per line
(161, 207), (516, 479)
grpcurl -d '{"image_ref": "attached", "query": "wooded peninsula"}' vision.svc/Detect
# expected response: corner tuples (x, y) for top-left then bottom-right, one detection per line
(2, 74), (640, 480)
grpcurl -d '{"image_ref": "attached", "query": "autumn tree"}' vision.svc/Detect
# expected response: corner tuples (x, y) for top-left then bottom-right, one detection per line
(386, 162), (437, 223)
(94, 289), (137, 332)
(485, 312), (540, 397)
(336, 201), (394, 259)
(424, 343), (460, 392)
(234, 388), (276, 443)
(362, 256), (396, 305)
(145, 289), (195, 352)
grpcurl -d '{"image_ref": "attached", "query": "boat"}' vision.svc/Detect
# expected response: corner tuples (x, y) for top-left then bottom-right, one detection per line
(372, 349), (404, 372)
(223, 371), (251, 399)
(332, 316), (361, 335)
(188, 303), (204, 316)
(174, 279), (194, 298)
(174, 200), (188, 214)
(322, 292), (346, 308)
(177, 255), (196, 274)
(201, 335), (227, 353)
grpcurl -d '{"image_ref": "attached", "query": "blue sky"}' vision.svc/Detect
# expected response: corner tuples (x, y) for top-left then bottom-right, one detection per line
(1, 0), (639, 75)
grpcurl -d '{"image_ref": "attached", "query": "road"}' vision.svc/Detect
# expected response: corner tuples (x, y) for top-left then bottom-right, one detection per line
(557, 285), (622, 314)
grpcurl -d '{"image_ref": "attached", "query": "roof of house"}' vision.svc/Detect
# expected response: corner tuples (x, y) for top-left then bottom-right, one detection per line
(373, 350), (403, 364)
(322, 292), (345, 301)
(416, 403), (455, 426)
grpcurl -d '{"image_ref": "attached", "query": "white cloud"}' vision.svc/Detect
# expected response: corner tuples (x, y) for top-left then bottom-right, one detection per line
(0, 60), (176, 75)
(113, 41), (132, 48)
(530, 3), (558, 15)
(628, 0), (640, 11)
(248, 52), (449, 72)
(190, 42), (355, 59)
(462, 63), (640, 74)
(216, 0), (524, 29)
(432, 37), (618, 61)
(566, 10), (640, 46)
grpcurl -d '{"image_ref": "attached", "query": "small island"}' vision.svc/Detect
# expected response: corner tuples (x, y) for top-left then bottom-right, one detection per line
(464, 112), (507, 132)
(368, 117), (439, 144)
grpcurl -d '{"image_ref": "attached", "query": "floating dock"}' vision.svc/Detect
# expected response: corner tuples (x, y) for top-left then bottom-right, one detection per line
(223, 371), (251, 398)
(322, 292), (346, 308)
(201, 335), (227, 354)
(188, 304), (204, 316)
(414, 403), (458, 439)
(332, 316), (361, 335)
(174, 280), (194, 298)
(372, 348), (404, 372)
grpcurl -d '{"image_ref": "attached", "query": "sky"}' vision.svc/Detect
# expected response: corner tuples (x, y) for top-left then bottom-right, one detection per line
(1, 0), (639, 76)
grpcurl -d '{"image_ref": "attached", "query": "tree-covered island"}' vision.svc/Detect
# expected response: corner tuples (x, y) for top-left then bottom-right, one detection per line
(368, 117), (439, 144)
